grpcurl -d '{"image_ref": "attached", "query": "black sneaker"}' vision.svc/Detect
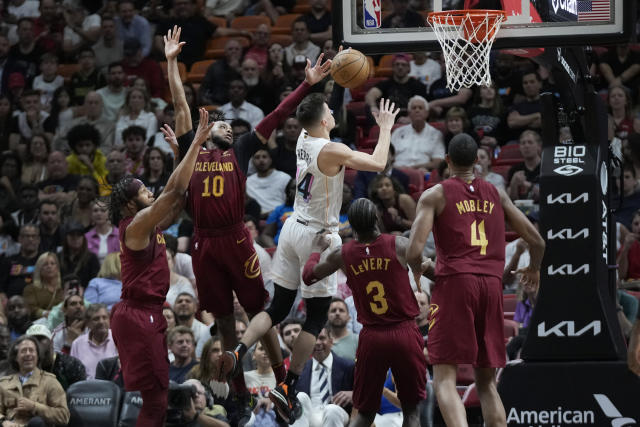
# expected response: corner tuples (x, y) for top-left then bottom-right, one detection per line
(216, 350), (240, 381)
(236, 394), (256, 427)
(269, 384), (302, 425)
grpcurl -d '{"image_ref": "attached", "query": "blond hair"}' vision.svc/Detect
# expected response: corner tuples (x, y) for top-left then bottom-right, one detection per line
(33, 252), (61, 289)
(97, 252), (121, 279)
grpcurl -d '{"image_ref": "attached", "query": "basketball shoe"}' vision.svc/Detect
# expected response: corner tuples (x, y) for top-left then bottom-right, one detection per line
(269, 383), (302, 425)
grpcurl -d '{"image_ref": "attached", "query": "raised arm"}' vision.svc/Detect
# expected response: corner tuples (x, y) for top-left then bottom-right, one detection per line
(125, 109), (213, 250)
(164, 26), (192, 137)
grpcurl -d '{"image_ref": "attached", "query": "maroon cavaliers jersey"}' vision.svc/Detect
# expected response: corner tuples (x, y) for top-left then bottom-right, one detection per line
(119, 216), (169, 305)
(188, 148), (246, 229)
(342, 234), (419, 327)
(433, 177), (505, 278)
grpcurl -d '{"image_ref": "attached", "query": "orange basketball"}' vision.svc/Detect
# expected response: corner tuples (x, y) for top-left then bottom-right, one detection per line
(330, 49), (370, 89)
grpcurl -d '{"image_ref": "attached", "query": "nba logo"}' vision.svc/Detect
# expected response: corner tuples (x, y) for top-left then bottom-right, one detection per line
(363, 0), (381, 28)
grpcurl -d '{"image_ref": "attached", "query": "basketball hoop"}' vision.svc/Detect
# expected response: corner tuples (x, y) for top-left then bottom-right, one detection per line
(427, 10), (506, 91)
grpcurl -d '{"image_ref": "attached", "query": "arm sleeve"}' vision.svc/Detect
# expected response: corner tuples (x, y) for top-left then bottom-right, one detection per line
(233, 132), (263, 176)
(254, 81), (312, 140)
(177, 130), (196, 161)
(302, 252), (322, 286)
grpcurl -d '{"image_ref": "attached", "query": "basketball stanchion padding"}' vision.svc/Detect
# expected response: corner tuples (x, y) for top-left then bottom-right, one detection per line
(427, 10), (506, 91)
(330, 48), (371, 89)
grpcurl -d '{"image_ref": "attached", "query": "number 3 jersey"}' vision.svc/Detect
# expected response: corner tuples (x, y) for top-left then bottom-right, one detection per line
(433, 177), (505, 279)
(294, 132), (344, 231)
(342, 234), (419, 327)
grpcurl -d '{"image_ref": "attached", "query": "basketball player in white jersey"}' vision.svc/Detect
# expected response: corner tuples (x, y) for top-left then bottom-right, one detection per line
(217, 95), (399, 423)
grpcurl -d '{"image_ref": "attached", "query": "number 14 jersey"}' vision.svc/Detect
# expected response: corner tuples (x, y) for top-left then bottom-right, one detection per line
(294, 132), (344, 231)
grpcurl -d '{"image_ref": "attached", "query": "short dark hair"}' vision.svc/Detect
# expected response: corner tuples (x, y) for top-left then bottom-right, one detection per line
(20, 184), (39, 195)
(39, 200), (58, 211)
(280, 317), (303, 335)
(243, 214), (258, 228)
(347, 198), (378, 237)
(448, 133), (478, 167)
(107, 62), (123, 72)
(623, 163), (636, 178)
(230, 118), (251, 130)
(8, 336), (41, 372)
(292, 16), (308, 29)
(122, 125), (146, 142)
(67, 124), (101, 153)
(16, 17), (34, 28)
(77, 47), (95, 58)
(330, 297), (348, 311)
(296, 93), (326, 129)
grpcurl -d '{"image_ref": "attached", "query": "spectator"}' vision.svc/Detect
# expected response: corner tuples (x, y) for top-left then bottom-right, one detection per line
(467, 83), (507, 151)
(381, 0), (424, 28)
(68, 91), (115, 155)
(120, 38), (164, 99)
(414, 290), (429, 339)
(163, 306), (177, 330)
(199, 38), (242, 106)
(26, 323), (87, 390)
(62, 0), (101, 57)
(32, 0), (64, 53)
(219, 79), (264, 130)
(409, 52), (441, 91)
(353, 144), (409, 200)
(119, 125), (147, 175)
(442, 106), (470, 149)
(8, 17), (45, 81)
(506, 70), (543, 140)
(7, 0), (40, 21)
(96, 62), (127, 122)
(43, 86), (75, 152)
(44, 274), (88, 331)
(181, 378), (232, 425)
(148, 105), (177, 156)
(6, 295), (31, 340)
(0, 209), (20, 258)
(244, 216), (273, 291)
(507, 130), (542, 201)
(38, 201), (63, 253)
(37, 151), (80, 209)
(230, 118), (251, 144)
(391, 95), (444, 171)
(426, 55), (474, 118)
(246, 149), (290, 217)
(0, 152), (22, 213)
(115, 1), (151, 58)
(51, 287), (87, 353)
(85, 252), (122, 310)
(0, 224), (41, 299)
(284, 18), (320, 67)
(70, 303), (117, 379)
(166, 245), (196, 307)
(261, 179), (295, 247)
(174, 293), (211, 359)
(21, 133), (50, 184)
(615, 164), (640, 230)
(261, 42), (290, 92)
(140, 147), (170, 198)
(23, 251), (63, 319)
(475, 146), (506, 192)
(242, 57), (278, 114)
(58, 220), (100, 287)
(369, 174), (416, 234)
(64, 175), (98, 229)
(244, 24), (271, 70)
(514, 280), (537, 329)
(327, 298), (358, 361)
(131, 76), (167, 115)
(114, 89), (157, 147)
(9, 90), (48, 151)
(295, 327), (354, 426)
(0, 335), (70, 426)
(85, 201), (119, 265)
(0, 325), (10, 376)
(302, 0), (332, 45)
(92, 15), (124, 73)
(69, 47), (107, 105)
(32, 53), (64, 110)
(279, 318), (302, 354)
(503, 213), (538, 292)
(204, 0), (247, 18)
(0, 95), (14, 149)
(598, 44), (640, 90)
(244, 342), (278, 425)
(365, 54), (427, 120)
(186, 335), (223, 388)
(12, 184), (40, 226)
(269, 116), (300, 178)
(7, 72), (26, 106)
(66, 123), (108, 181)
(0, 34), (25, 98)
(339, 183), (354, 243)
(168, 325), (199, 384)
(607, 84), (634, 145)
(97, 149), (127, 197)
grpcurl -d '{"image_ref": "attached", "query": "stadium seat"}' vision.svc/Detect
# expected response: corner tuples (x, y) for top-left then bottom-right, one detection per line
(504, 318), (519, 341)
(345, 101), (367, 127)
(268, 34), (293, 47)
(292, 2), (311, 13)
(496, 144), (523, 162)
(188, 59), (215, 84)
(503, 294), (518, 312)
(456, 364), (475, 386)
(398, 167), (426, 193)
(504, 311), (515, 321)
(429, 120), (446, 133)
(208, 16), (227, 28)
(159, 61), (187, 83)
(491, 165), (511, 182)
(350, 77), (386, 102)
(118, 391), (143, 427)
(462, 383), (481, 408)
(230, 15), (271, 30)
(345, 168), (357, 187)
(272, 13), (302, 34)
(66, 380), (122, 427)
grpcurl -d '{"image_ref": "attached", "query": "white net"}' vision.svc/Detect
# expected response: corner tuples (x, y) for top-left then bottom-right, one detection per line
(428, 11), (506, 91)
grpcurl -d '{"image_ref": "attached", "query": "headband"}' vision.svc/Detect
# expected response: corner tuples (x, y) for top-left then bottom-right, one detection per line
(124, 178), (144, 201)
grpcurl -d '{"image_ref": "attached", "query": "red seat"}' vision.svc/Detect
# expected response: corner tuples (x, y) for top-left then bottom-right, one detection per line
(462, 383), (480, 408)
(350, 77), (386, 101)
(429, 120), (446, 133)
(491, 165), (511, 182)
(496, 144), (523, 161)
(504, 311), (515, 321)
(456, 364), (475, 386)
(494, 158), (522, 167)
(344, 168), (357, 187)
(503, 294), (518, 312)
(398, 167), (426, 193)
(345, 101), (367, 127)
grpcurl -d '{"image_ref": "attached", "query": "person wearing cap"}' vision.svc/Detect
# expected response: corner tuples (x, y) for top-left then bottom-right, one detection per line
(26, 323), (87, 391)
(284, 17), (320, 67)
(365, 54), (428, 124)
(0, 335), (70, 426)
(6, 72), (26, 102)
(120, 38), (164, 99)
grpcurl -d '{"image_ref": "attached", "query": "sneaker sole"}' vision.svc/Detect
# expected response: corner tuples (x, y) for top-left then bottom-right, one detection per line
(269, 390), (292, 423)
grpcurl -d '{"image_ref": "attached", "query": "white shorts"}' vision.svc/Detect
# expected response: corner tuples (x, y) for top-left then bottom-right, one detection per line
(271, 217), (341, 298)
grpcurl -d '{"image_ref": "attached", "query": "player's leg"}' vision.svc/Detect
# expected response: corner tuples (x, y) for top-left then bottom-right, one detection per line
(138, 384), (168, 426)
(349, 412), (376, 427)
(432, 364), (468, 427)
(400, 402), (420, 427)
(473, 367), (506, 427)
(257, 324), (287, 383)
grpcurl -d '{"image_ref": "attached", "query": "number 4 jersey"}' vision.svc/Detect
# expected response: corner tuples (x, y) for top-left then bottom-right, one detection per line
(342, 234), (419, 327)
(294, 133), (344, 231)
(433, 177), (505, 279)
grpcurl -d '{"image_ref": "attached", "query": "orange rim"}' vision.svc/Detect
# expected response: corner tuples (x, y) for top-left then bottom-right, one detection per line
(427, 9), (506, 25)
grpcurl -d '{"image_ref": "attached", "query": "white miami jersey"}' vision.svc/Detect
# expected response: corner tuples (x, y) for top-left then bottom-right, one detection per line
(294, 131), (344, 231)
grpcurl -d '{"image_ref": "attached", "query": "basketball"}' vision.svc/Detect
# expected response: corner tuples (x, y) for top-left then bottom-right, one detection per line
(330, 48), (370, 89)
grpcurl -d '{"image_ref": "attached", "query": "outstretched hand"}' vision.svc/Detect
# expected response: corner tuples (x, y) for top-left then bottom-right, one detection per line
(304, 53), (332, 86)
(373, 98), (400, 130)
(164, 25), (185, 60)
(193, 108), (215, 146)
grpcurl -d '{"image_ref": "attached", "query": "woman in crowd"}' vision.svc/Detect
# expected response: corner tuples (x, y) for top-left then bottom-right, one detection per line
(85, 252), (122, 310)
(475, 146), (506, 191)
(140, 147), (170, 198)
(163, 305), (177, 330)
(59, 221), (100, 287)
(114, 87), (157, 146)
(467, 83), (506, 154)
(443, 106), (470, 149)
(64, 176), (99, 229)
(0, 208), (19, 257)
(21, 133), (50, 184)
(187, 336), (223, 391)
(0, 151), (21, 213)
(131, 76), (167, 116)
(608, 84), (635, 144)
(23, 252), (64, 319)
(85, 201), (119, 265)
(368, 175), (416, 235)
(262, 43), (290, 90)
(44, 86), (75, 152)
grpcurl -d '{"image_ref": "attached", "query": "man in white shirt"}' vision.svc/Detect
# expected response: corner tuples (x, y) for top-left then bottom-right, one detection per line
(62, 1), (101, 56)
(246, 149), (291, 216)
(96, 63), (126, 122)
(92, 16), (124, 74)
(7, 0), (40, 20)
(391, 95), (445, 172)
(284, 18), (320, 67)
(67, 91), (115, 153)
(409, 52), (441, 91)
(218, 79), (264, 129)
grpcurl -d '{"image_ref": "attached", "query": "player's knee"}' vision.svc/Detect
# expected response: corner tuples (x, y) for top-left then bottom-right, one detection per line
(265, 284), (297, 324)
(301, 296), (331, 336)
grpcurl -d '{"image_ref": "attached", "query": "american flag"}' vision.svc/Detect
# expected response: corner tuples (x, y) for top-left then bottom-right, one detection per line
(577, 0), (611, 21)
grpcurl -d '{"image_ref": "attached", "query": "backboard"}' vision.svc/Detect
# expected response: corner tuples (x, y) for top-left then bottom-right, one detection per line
(333, 0), (635, 55)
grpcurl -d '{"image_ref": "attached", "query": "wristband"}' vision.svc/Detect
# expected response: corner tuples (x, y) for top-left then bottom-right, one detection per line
(302, 252), (322, 286)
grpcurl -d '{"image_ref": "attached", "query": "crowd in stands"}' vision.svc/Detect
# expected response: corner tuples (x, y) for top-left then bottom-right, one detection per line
(0, 0), (637, 425)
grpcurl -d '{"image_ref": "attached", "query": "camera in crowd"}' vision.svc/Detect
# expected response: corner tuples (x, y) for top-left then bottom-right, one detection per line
(166, 381), (198, 426)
